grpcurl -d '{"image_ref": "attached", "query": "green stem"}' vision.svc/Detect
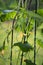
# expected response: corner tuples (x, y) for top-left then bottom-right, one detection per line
(22, 0), (24, 7)
(27, 0), (32, 10)
(25, 0), (27, 9)
(34, 0), (37, 64)
(20, 52), (23, 65)
(10, 16), (14, 65)
(10, 10), (19, 65)
(16, 50), (21, 65)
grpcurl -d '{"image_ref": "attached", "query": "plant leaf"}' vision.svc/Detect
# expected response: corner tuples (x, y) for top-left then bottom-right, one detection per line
(37, 38), (43, 48)
(24, 59), (36, 65)
(13, 41), (33, 52)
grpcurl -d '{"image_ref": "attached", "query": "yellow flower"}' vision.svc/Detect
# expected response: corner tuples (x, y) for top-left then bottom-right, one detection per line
(1, 50), (4, 55)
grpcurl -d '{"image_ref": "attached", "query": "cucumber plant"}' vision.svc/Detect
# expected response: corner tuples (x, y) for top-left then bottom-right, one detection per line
(0, 0), (43, 65)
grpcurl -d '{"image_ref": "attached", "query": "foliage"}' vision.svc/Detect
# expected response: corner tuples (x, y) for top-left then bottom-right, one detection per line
(37, 9), (43, 17)
(0, 11), (16, 22)
(0, 8), (43, 22)
(24, 59), (36, 65)
(41, 28), (43, 34)
(14, 8), (43, 33)
(37, 38), (43, 48)
(0, 0), (18, 9)
(13, 41), (33, 52)
(0, 11), (3, 16)
(0, 0), (43, 65)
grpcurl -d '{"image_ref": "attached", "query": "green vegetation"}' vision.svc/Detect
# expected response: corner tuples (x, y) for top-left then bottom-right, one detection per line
(0, 20), (43, 65)
(0, 0), (43, 65)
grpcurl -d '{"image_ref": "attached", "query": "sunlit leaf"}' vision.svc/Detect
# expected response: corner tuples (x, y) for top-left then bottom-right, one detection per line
(37, 9), (43, 17)
(37, 38), (43, 48)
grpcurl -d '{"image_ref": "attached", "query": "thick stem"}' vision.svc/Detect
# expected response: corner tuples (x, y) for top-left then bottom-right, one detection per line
(22, 0), (24, 7)
(34, 0), (37, 64)
(20, 31), (26, 65)
(34, 20), (36, 64)
(25, 0), (27, 9)
(18, 0), (21, 7)
(10, 10), (19, 65)
(10, 18), (14, 65)
(20, 52), (23, 65)
(27, 0), (32, 10)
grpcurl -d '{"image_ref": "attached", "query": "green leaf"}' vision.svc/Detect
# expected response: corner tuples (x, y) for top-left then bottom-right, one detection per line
(0, 40), (5, 51)
(13, 41), (33, 52)
(0, 46), (3, 51)
(28, 10), (43, 21)
(37, 9), (43, 17)
(3, 40), (5, 49)
(20, 8), (43, 21)
(24, 59), (36, 65)
(37, 38), (43, 48)
(0, 11), (16, 22)
(41, 28), (43, 34)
